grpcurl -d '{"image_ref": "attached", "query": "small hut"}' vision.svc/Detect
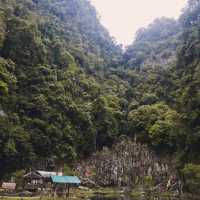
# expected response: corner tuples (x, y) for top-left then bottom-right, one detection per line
(1, 182), (16, 192)
(51, 176), (81, 197)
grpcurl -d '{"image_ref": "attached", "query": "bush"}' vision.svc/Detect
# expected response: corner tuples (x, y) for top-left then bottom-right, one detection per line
(182, 163), (200, 194)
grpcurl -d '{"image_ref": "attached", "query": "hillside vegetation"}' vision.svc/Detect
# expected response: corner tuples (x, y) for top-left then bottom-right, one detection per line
(0, 0), (200, 194)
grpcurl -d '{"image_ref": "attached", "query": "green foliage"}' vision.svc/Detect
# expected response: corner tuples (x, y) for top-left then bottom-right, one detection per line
(0, 81), (8, 95)
(92, 95), (122, 149)
(141, 93), (158, 105)
(0, 0), (200, 194)
(0, 10), (5, 50)
(182, 164), (200, 194)
(143, 175), (154, 188)
(124, 17), (180, 69)
(0, 57), (16, 95)
(0, 115), (34, 178)
(0, 0), (116, 177)
(12, 169), (26, 189)
(63, 164), (75, 176)
(128, 103), (185, 152)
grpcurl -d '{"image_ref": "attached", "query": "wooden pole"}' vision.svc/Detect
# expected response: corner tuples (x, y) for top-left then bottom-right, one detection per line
(64, 184), (67, 199)
(54, 185), (57, 198)
(67, 184), (70, 197)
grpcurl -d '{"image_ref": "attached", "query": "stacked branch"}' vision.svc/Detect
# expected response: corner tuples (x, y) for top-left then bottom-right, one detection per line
(76, 138), (181, 192)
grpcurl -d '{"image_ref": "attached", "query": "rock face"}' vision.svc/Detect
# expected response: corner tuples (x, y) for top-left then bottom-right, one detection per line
(76, 137), (181, 192)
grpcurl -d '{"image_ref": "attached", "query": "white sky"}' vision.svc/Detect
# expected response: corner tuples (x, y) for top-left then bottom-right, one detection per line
(90, 0), (187, 46)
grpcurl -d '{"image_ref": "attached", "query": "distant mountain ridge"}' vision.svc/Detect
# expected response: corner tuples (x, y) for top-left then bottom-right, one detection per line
(124, 17), (181, 69)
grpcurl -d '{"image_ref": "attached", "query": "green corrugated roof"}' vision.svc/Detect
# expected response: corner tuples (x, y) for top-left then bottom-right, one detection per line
(51, 176), (81, 184)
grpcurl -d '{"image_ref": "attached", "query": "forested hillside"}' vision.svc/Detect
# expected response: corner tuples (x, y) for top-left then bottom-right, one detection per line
(124, 17), (181, 69)
(0, 0), (123, 177)
(0, 0), (200, 194)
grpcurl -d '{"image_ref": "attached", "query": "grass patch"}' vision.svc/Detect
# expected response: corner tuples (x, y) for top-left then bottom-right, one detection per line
(129, 191), (143, 198)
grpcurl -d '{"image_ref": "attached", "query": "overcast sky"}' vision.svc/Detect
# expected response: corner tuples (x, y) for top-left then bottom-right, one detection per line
(90, 0), (187, 46)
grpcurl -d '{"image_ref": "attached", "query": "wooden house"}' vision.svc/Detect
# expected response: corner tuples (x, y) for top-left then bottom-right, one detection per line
(23, 170), (63, 192)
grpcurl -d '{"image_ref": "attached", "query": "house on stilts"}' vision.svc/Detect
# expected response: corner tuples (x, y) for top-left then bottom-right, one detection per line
(51, 175), (81, 197)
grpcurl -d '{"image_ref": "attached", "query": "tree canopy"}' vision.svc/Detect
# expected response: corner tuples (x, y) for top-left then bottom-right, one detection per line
(0, 0), (200, 193)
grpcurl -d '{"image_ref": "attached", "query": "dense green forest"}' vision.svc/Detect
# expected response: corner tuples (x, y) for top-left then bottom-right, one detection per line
(0, 0), (200, 193)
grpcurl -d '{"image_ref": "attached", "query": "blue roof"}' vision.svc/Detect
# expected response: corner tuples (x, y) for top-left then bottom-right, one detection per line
(51, 176), (81, 184)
